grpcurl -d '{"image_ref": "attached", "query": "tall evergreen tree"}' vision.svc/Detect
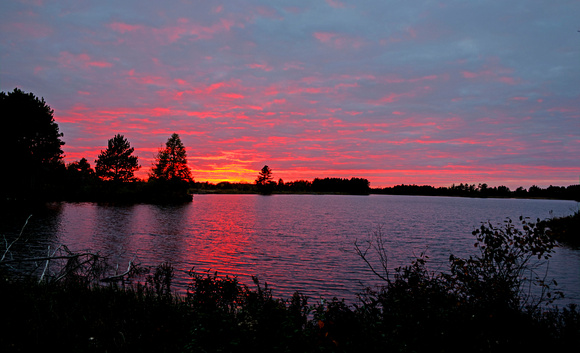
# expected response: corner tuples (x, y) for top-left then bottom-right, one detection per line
(149, 133), (193, 182)
(255, 165), (274, 194)
(1, 88), (65, 199)
(95, 134), (140, 182)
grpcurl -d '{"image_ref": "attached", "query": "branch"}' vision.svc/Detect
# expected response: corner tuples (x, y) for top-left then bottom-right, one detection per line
(354, 239), (390, 283)
(1, 214), (32, 262)
(100, 260), (137, 282)
(0, 252), (100, 264)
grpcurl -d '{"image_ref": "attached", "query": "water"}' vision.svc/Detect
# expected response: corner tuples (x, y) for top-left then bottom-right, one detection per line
(2, 195), (579, 305)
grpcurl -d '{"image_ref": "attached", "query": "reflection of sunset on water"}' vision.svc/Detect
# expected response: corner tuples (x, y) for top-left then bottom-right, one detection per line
(9, 195), (578, 304)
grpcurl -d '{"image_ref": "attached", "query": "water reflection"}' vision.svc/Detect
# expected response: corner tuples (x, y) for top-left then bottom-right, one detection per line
(0, 203), (64, 276)
(4, 195), (579, 304)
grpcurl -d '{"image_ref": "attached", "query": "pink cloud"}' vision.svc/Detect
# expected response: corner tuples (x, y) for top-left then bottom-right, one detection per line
(313, 32), (365, 49)
(376, 92), (412, 104)
(461, 71), (481, 79)
(219, 93), (244, 100)
(497, 77), (517, 85)
(256, 6), (281, 19)
(88, 61), (113, 68)
(158, 18), (238, 42)
(461, 59), (519, 85)
(203, 83), (223, 94)
(109, 17), (240, 44)
(325, 0), (346, 8)
(314, 32), (337, 43)
(57, 52), (113, 70)
(109, 22), (145, 33)
(247, 63), (273, 71)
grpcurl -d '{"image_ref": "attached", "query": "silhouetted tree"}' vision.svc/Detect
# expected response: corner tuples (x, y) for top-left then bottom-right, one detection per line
(256, 165), (274, 194)
(1, 88), (65, 200)
(63, 158), (98, 200)
(145, 133), (193, 203)
(312, 177), (370, 194)
(95, 134), (140, 182)
(149, 133), (193, 183)
(66, 158), (95, 182)
(277, 178), (285, 191)
(286, 180), (312, 192)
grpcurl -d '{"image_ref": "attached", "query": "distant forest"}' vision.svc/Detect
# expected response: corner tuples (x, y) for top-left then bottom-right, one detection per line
(373, 183), (580, 201)
(194, 177), (372, 195)
(195, 180), (580, 201)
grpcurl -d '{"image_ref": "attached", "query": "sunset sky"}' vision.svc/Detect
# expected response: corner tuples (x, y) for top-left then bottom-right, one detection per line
(1, 0), (579, 188)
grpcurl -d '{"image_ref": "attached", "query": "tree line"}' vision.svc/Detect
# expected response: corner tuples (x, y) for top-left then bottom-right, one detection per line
(374, 183), (580, 201)
(197, 164), (371, 195)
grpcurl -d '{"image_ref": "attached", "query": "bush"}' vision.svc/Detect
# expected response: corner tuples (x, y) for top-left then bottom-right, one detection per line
(446, 216), (561, 312)
(540, 209), (580, 248)
(355, 217), (576, 352)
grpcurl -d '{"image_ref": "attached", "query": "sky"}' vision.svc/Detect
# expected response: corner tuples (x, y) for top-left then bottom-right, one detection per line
(1, 0), (579, 189)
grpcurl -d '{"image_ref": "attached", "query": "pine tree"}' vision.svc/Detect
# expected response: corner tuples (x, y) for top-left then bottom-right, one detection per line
(255, 165), (274, 194)
(95, 134), (140, 182)
(150, 133), (192, 182)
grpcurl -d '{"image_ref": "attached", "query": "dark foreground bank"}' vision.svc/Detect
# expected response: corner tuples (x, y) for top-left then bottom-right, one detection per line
(2, 266), (579, 353)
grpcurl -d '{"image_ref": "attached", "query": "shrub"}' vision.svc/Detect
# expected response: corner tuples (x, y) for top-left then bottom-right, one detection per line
(446, 216), (561, 312)
(355, 217), (573, 352)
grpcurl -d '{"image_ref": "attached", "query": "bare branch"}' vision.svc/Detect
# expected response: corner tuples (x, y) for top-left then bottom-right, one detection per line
(101, 260), (136, 283)
(1, 214), (32, 262)
(354, 236), (391, 284)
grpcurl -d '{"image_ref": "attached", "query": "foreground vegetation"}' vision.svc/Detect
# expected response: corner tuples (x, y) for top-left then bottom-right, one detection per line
(2, 217), (580, 352)
(540, 209), (580, 248)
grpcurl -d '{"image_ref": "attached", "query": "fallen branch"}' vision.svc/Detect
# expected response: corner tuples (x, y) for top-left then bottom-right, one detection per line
(1, 214), (32, 262)
(1, 253), (102, 264)
(101, 260), (139, 283)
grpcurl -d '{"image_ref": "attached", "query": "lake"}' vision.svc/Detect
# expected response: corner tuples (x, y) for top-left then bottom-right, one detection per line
(2, 194), (579, 305)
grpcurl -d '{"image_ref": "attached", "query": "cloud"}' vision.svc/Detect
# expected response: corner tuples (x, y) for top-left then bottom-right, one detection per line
(1, 0), (579, 188)
(313, 31), (365, 49)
